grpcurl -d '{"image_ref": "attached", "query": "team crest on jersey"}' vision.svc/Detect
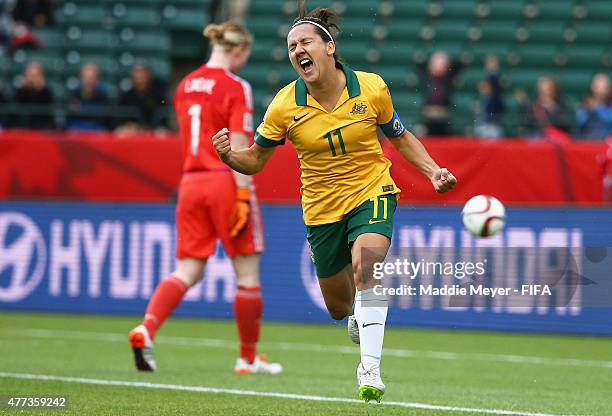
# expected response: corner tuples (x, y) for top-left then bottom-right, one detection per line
(350, 102), (368, 116)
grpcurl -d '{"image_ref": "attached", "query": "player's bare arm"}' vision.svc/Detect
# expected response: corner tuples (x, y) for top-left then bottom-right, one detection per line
(388, 129), (457, 193)
(229, 132), (254, 187)
(212, 128), (276, 175)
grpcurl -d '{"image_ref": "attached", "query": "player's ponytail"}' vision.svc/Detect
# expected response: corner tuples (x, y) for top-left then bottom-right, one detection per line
(203, 21), (253, 51)
(293, 1), (342, 66)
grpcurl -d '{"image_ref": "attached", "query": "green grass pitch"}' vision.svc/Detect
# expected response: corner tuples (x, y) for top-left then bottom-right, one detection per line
(0, 312), (611, 415)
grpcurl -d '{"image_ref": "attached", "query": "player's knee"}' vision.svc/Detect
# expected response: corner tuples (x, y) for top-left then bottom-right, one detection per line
(352, 259), (366, 286)
(172, 270), (203, 288)
(328, 306), (350, 321)
(235, 275), (260, 288)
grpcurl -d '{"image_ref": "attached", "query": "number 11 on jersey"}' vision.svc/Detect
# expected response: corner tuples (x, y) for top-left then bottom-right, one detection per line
(323, 128), (346, 157)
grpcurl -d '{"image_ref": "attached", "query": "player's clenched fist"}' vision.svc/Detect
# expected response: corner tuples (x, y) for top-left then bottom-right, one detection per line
(212, 128), (231, 163)
(431, 168), (457, 193)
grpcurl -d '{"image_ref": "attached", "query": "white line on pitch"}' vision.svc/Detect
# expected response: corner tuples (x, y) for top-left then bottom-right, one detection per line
(3, 328), (612, 369)
(0, 371), (576, 416)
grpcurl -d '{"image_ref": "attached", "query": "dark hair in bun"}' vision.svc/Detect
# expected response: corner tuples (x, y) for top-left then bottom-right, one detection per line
(292, 0), (342, 65)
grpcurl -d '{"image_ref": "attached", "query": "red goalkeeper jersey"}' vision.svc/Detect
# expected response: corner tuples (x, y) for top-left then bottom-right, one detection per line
(174, 65), (254, 172)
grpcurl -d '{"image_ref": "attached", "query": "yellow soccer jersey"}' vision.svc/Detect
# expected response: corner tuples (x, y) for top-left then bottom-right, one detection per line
(255, 63), (406, 226)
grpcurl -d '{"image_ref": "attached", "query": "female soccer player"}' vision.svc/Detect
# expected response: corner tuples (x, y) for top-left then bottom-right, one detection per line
(129, 21), (282, 375)
(212, 2), (456, 402)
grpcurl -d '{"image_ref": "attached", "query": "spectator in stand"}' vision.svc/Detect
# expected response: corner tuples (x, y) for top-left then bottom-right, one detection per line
(67, 63), (111, 131)
(576, 73), (612, 140)
(116, 63), (167, 132)
(417, 51), (463, 136)
(0, 0), (16, 52)
(12, 0), (53, 27)
(14, 60), (54, 129)
(516, 76), (573, 141)
(474, 55), (505, 140)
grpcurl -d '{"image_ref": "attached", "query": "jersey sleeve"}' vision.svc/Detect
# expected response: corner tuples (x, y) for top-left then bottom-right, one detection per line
(228, 79), (254, 135)
(254, 94), (287, 147)
(374, 75), (406, 138)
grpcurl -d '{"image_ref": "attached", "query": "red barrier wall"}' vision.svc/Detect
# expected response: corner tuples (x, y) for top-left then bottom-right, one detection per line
(0, 130), (606, 205)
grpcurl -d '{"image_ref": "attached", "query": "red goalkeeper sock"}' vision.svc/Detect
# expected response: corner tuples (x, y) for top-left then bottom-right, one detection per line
(142, 276), (187, 340)
(234, 286), (263, 364)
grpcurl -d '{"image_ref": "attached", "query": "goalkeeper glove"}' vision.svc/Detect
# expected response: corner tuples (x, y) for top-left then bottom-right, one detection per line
(230, 187), (251, 237)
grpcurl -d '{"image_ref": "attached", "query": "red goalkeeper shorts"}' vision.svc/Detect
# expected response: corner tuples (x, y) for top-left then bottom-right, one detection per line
(175, 170), (264, 259)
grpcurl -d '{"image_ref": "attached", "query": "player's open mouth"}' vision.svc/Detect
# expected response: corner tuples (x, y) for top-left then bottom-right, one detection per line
(299, 58), (314, 74)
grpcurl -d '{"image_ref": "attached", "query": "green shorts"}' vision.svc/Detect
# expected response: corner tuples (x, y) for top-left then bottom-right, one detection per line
(306, 194), (397, 278)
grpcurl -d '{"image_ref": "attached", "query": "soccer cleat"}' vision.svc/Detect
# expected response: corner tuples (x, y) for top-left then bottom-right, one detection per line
(129, 325), (157, 372)
(357, 362), (385, 403)
(347, 315), (360, 344)
(234, 354), (283, 375)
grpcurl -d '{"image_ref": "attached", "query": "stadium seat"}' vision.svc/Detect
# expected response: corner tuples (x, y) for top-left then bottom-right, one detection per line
(429, 20), (472, 41)
(438, 0), (478, 18)
(375, 43), (418, 66)
(247, 19), (285, 39)
(389, 92), (424, 121)
(33, 28), (65, 51)
(248, 0), (290, 16)
(567, 22), (611, 44)
(480, 0), (527, 20)
(276, 66), (300, 85)
(239, 65), (275, 87)
(112, 5), (162, 28)
(0, 55), (10, 78)
(477, 20), (520, 42)
(370, 65), (411, 87)
(561, 45), (606, 68)
(118, 30), (171, 54)
(522, 21), (566, 43)
(250, 40), (283, 63)
(554, 70), (595, 96)
(453, 92), (478, 113)
(528, 0), (575, 21)
(339, 19), (375, 41)
(57, 3), (110, 27)
(66, 28), (118, 51)
(508, 45), (562, 68)
(584, 1), (612, 21)
(339, 43), (369, 66)
(384, 19), (426, 41)
(455, 67), (486, 91)
(388, 0), (429, 18)
(343, 2), (378, 18)
(162, 5), (209, 30)
(508, 69), (548, 90)
(467, 42), (512, 64)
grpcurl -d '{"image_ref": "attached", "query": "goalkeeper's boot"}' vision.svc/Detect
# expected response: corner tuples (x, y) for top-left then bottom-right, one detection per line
(234, 354), (283, 375)
(347, 315), (360, 344)
(357, 362), (385, 403)
(129, 325), (157, 372)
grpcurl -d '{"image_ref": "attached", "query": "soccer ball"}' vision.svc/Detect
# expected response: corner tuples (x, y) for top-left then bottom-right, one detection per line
(462, 195), (506, 237)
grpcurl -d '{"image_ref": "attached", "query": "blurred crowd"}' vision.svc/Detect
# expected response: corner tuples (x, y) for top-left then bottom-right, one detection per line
(0, 0), (610, 140)
(420, 51), (611, 141)
(0, 0), (53, 51)
(0, 59), (169, 133)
